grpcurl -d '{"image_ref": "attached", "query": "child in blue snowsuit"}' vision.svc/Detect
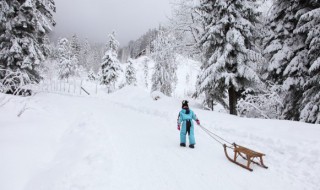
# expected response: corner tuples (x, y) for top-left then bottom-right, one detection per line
(177, 100), (200, 149)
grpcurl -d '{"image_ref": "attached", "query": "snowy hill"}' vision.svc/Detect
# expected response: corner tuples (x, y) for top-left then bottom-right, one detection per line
(1, 87), (319, 190)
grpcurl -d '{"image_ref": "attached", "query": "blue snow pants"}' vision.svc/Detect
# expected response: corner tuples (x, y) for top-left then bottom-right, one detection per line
(180, 122), (195, 145)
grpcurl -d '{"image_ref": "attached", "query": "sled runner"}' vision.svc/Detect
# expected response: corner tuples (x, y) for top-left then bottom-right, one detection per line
(223, 143), (268, 172)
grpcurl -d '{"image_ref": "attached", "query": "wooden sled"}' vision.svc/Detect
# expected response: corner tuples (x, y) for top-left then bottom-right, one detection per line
(223, 143), (268, 171)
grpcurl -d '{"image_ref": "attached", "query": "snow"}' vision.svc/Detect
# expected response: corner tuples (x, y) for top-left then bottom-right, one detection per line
(1, 86), (320, 190)
(309, 57), (320, 73)
(173, 55), (199, 98)
(118, 55), (200, 99)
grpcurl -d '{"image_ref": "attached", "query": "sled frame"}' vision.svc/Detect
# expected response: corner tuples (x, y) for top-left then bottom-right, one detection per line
(223, 143), (268, 171)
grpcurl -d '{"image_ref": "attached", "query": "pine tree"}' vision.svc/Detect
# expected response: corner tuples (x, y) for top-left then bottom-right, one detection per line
(151, 30), (177, 96)
(70, 34), (81, 58)
(195, 0), (264, 115)
(263, 0), (320, 121)
(101, 32), (121, 93)
(151, 60), (172, 96)
(57, 38), (77, 80)
(80, 38), (91, 69)
(125, 59), (137, 86)
(143, 57), (149, 88)
(297, 3), (320, 123)
(263, 1), (304, 121)
(88, 69), (97, 81)
(0, 0), (56, 93)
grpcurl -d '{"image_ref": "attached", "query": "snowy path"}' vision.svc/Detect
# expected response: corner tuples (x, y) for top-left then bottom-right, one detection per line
(0, 88), (320, 190)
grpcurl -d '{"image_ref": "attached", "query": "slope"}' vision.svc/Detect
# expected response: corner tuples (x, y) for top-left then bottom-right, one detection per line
(0, 87), (319, 190)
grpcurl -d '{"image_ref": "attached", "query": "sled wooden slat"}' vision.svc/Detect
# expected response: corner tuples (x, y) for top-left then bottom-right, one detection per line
(223, 143), (268, 172)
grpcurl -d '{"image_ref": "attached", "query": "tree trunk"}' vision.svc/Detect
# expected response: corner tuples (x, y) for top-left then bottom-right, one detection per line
(228, 86), (238, 115)
(211, 100), (214, 111)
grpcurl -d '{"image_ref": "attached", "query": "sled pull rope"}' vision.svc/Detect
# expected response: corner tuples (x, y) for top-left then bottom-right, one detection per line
(198, 124), (233, 148)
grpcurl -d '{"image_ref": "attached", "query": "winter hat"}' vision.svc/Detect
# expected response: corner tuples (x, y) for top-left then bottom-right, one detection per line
(182, 100), (189, 108)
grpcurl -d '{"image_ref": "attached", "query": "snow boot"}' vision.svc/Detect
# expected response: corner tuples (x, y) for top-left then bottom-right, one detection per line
(180, 143), (186, 147)
(189, 144), (195, 149)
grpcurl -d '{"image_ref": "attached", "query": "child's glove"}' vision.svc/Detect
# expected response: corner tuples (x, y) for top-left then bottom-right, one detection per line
(177, 125), (180, 131)
(196, 120), (200, 125)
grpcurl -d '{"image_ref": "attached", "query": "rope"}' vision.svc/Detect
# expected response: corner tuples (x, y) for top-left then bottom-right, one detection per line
(198, 124), (234, 148)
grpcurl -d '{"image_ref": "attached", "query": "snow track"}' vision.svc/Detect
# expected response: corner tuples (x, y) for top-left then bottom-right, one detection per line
(0, 87), (319, 190)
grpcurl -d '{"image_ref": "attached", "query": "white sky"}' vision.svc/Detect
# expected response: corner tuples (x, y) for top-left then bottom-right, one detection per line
(51, 0), (172, 46)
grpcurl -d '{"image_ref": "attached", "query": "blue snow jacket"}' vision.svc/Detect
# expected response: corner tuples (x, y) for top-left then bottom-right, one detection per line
(177, 108), (198, 145)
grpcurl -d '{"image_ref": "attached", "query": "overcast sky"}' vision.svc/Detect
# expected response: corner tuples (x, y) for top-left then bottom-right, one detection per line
(51, 0), (172, 46)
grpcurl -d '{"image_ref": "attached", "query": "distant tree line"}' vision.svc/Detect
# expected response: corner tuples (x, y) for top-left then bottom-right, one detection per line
(118, 28), (160, 62)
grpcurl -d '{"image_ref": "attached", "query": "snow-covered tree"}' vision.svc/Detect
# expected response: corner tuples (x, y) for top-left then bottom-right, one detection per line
(263, 1), (304, 121)
(195, 0), (264, 115)
(297, 5), (320, 124)
(89, 44), (104, 72)
(170, 0), (203, 58)
(0, 0), (56, 93)
(151, 30), (177, 96)
(80, 38), (91, 69)
(87, 69), (97, 81)
(237, 83), (284, 119)
(125, 59), (137, 86)
(101, 32), (121, 92)
(263, 0), (320, 122)
(70, 34), (81, 60)
(57, 38), (77, 80)
(143, 57), (150, 88)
